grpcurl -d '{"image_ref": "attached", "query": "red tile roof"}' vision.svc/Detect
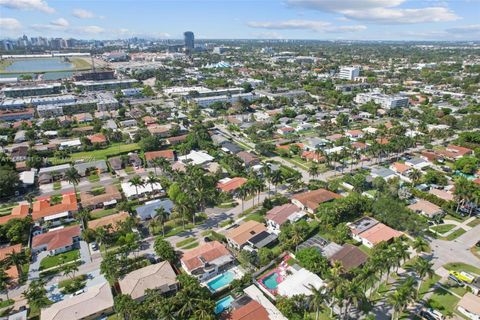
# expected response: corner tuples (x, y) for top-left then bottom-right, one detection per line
(229, 300), (270, 320)
(358, 223), (403, 246)
(0, 244), (22, 280)
(301, 150), (324, 162)
(31, 193), (78, 221)
(292, 188), (342, 211)
(32, 225), (81, 251)
(144, 150), (175, 161)
(181, 241), (231, 272)
(0, 204), (29, 225)
(266, 203), (301, 225)
(87, 133), (107, 144)
(217, 177), (247, 193)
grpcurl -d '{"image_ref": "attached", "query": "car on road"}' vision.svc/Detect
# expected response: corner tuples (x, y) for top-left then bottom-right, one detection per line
(89, 242), (99, 252)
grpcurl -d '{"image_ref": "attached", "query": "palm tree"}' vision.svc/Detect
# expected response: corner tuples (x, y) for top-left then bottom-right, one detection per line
(154, 207), (169, 237)
(309, 163), (319, 179)
(25, 192), (35, 213)
(410, 168), (422, 185)
(454, 177), (470, 213)
(63, 262), (79, 280)
(388, 289), (406, 320)
(65, 166), (81, 195)
(5, 249), (28, 280)
(146, 173), (159, 191)
(238, 185), (248, 214)
(270, 169), (284, 194)
(128, 175), (144, 197)
(412, 257), (434, 297)
(76, 209), (90, 230)
(306, 284), (326, 320)
(412, 237), (430, 253)
(0, 268), (11, 300)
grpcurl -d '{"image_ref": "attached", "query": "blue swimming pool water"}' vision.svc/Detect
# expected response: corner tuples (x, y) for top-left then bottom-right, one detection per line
(262, 272), (280, 289)
(214, 295), (234, 314)
(207, 271), (234, 292)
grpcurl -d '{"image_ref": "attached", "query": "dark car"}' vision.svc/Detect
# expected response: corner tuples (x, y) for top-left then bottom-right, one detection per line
(476, 240), (480, 247)
(419, 311), (436, 320)
(204, 236), (212, 243)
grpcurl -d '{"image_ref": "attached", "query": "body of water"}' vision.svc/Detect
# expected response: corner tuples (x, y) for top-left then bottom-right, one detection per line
(0, 57), (76, 80)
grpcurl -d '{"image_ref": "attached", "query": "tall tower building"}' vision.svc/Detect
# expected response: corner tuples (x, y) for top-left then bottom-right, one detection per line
(183, 31), (194, 53)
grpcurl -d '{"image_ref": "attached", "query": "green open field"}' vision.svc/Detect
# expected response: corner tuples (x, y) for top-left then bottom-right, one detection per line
(39, 249), (80, 270)
(50, 143), (140, 164)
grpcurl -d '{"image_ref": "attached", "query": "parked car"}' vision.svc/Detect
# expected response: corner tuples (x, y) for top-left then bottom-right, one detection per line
(89, 242), (99, 252)
(448, 274), (464, 287)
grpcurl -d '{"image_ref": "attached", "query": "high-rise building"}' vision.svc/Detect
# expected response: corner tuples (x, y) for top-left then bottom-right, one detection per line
(338, 66), (360, 80)
(184, 31), (194, 52)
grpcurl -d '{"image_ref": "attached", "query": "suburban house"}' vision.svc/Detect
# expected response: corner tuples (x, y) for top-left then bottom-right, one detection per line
(121, 181), (162, 200)
(301, 151), (324, 163)
(180, 241), (234, 282)
(31, 225), (81, 255)
(456, 292), (480, 320)
(135, 199), (174, 221)
(291, 188), (342, 214)
(225, 220), (267, 250)
(236, 151), (260, 167)
(80, 185), (122, 209)
(118, 261), (179, 300)
(0, 244), (22, 283)
(178, 150), (214, 166)
(407, 199), (443, 218)
(438, 145), (473, 160)
(0, 204), (29, 225)
(328, 244), (368, 271)
(144, 150), (176, 166)
(345, 129), (364, 140)
(86, 133), (108, 146)
(277, 126), (295, 135)
(108, 153), (142, 171)
(370, 167), (397, 181)
(217, 177), (248, 194)
(228, 299), (270, 320)
(266, 203), (306, 234)
(220, 141), (243, 154)
(87, 211), (130, 232)
(429, 189), (455, 202)
(31, 193), (78, 225)
(404, 157), (430, 170)
(348, 217), (403, 248)
(297, 235), (343, 259)
(166, 134), (188, 145)
(40, 282), (114, 320)
(74, 160), (108, 177)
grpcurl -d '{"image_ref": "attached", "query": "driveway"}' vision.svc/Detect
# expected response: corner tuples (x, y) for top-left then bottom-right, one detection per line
(28, 251), (49, 281)
(79, 241), (91, 263)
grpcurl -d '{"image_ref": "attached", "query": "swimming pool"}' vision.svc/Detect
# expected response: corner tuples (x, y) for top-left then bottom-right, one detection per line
(262, 272), (280, 289)
(207, 271), (234, 292)
(214, 295), (234, 314)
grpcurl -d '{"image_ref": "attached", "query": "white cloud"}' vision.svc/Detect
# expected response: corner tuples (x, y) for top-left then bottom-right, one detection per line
(50, 18), (69, 27)
(0, 17), (22, 30)
(253, 31), (285, 39)
(75, 25), (104, 34)
(286, 0), (459, 24)
(72, 8), (95, 19)
(0, 0), (54, 13)
(248, 19), (366, 33)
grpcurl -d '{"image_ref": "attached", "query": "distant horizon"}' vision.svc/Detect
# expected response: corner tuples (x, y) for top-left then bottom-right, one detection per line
(1, 0), (480, 41)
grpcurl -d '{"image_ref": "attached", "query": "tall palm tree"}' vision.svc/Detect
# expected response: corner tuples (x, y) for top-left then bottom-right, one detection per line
(410, 168), (422, 185)
(412, 237), (430, 253)
(146, 173), (159, 192)
(238, 185), (248, 214)
(306, 284), (326, 320)
(128, 175), (144, 197)
(309, 163), (319, 179)
(76, 209), (90, 230)
(154, 207), (169, 237)
(5, 249), (28, 280)
(270, 170), (284, 194)
(25, 192), (35, 214)
(0, 268), (11, 300)
(65, 166), (81, 195)
(412, 257), (434, 297)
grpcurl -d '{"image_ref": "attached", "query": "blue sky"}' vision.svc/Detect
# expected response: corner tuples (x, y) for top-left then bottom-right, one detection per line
(1, 0), (479, 40)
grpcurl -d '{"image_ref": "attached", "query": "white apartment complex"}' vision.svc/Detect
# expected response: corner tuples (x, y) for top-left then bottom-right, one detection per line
(355, 92), (409, 109)
(193, 92), (254, 108)
(338, 66), (360, 80)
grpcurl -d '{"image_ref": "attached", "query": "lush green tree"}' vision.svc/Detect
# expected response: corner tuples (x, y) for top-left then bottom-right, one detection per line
(64, 167), (81, 195)
(153, 238), (176, 262)
(0, 165), (20, 199)
(454, 156), (479, 175)
(23, 279), (50, 310)
(296, 247), (329, 276)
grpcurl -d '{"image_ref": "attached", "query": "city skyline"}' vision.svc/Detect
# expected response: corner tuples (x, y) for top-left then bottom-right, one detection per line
(1, 0), (480, 41)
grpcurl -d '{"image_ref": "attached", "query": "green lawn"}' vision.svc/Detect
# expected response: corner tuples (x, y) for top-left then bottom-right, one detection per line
(444, 262), (480, 275)
(358, 244), (373, 256)
(182, 242), (199, 250)
(124, 166), (135, 174)
(90, 208), (117, 219)
(88, 174), (100, 183)
(441, 228), (466, 241)
(58, 274), (87, 288)
(425, 287), (461, 317)
(53, 181), (62, 190)
(244, 212), (265, 223)
(467, 218), (480, 228)
(39, 249), (80, 270)
(50, 143), (140, 163)
(418, 274), (441, 298)
(176, 238), (196, 248)
(0, 299), (14, 309)
(430, 224), (456, 234)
